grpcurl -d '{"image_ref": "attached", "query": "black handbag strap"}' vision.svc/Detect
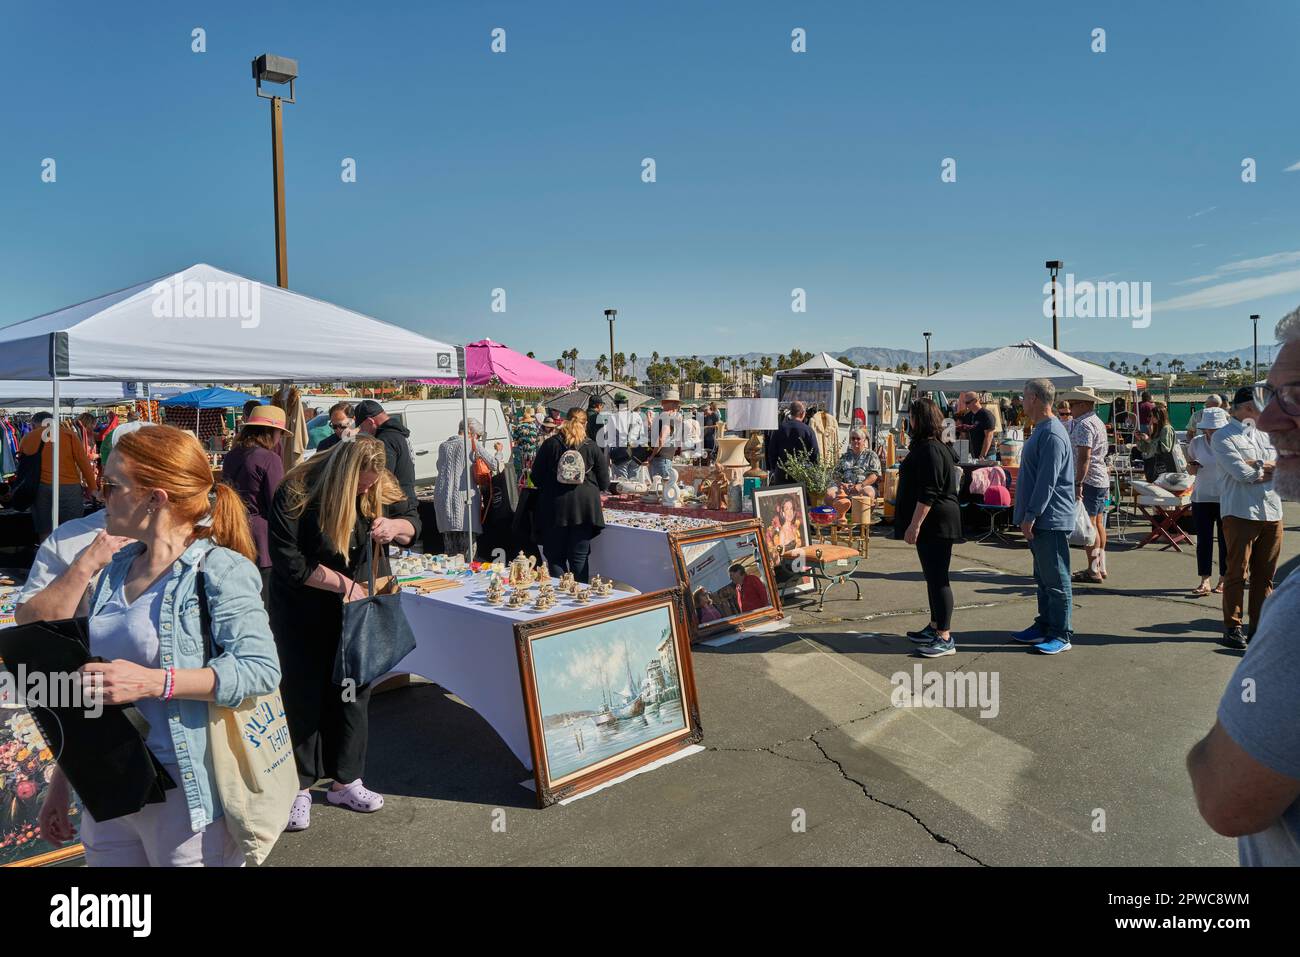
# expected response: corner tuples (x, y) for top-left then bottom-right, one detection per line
(196, 564), (216, 662)
(362, 528), (376, 598)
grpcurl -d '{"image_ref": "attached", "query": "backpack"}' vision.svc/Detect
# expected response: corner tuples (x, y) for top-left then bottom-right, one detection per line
(557, 446), (588, 485)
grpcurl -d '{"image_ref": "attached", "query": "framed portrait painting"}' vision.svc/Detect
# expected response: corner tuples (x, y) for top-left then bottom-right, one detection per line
(751, 484), (813, 595)
(514, 589), (703, 807)
(668, 520), (783, 642)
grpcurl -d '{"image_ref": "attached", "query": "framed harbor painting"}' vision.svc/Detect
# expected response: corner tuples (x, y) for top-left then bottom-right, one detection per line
(514, 589), (702, 807)
(668, 519), (783, 642)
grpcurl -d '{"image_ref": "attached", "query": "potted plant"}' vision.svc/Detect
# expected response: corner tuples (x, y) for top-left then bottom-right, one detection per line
(778, 448), (836, 506)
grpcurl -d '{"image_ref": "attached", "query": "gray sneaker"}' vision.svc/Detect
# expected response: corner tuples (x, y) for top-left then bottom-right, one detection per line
(918, 636), (956, 657)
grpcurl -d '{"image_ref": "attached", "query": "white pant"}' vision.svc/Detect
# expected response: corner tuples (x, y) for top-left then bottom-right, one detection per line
(81, 767), (244, 867)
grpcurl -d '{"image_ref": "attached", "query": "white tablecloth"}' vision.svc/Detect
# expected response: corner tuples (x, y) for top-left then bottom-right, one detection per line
(583, 523), (681, 594)
(394, 577), (635, 770)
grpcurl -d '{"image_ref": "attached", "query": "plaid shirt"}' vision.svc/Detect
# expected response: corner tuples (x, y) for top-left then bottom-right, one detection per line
(835, 447), (881, 485)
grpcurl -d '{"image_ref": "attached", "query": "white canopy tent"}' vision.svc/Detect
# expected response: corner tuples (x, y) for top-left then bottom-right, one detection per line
(920, 339), (1136, 393)
(787, 352), (854, 372)
(0, 263), (458, 382)
(0, 264), (477, 545)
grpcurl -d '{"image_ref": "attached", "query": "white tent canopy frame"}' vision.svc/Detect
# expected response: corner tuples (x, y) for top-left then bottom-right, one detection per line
(0, 264), (478, 553)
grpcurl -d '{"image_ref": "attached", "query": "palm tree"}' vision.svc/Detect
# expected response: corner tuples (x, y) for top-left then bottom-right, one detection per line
(596, 354), (609, 379)
(629, 352), (638, 383)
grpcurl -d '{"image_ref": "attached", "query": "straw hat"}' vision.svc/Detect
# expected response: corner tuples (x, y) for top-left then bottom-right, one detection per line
(661, 387), (681, 402)
(245, 404), (292, 432)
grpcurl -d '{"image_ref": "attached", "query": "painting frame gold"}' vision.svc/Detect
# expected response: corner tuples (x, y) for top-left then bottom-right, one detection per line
(514, 589), (702, 808)
(668, 519), (783, 642)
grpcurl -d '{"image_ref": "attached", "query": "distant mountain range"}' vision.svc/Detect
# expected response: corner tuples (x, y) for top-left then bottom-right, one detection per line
(546, 344), (1276, 380)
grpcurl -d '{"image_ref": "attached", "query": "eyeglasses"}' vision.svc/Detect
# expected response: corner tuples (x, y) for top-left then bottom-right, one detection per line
(1253, 383), (1300, 417)
(331, 422), (351, 431)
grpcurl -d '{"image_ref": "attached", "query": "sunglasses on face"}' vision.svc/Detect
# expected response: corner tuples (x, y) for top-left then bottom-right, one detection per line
(331, 421), (352, 431)
(100, 480), (132, 499)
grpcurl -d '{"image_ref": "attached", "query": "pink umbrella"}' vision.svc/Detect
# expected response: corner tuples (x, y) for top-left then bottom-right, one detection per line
(419, 339), (574, 389)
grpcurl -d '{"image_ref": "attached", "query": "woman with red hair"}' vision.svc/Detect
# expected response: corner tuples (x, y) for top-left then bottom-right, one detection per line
(36, 425), (280, 866)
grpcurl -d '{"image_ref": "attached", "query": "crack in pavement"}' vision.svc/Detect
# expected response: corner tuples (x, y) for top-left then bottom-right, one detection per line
(707, 707), (896, 762)
(807, 733), (990, 866)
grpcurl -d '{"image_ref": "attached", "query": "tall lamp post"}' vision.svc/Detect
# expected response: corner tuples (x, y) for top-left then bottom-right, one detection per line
(252, 54), (297, 288)
(923, 331), (932, 376)
(1046, 260), (1063, 350)
(605, 309), (617, 381)
(1251, 314), (1260, 383)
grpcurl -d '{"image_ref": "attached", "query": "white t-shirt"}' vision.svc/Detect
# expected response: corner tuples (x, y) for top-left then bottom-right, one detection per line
(1188, 434), (1223, 503)
(16, 510), (109, 606)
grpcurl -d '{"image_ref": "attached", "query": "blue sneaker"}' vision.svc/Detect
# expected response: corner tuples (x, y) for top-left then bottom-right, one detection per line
(1010, 623), (1046, 644)
(918, 636), (956, 657)
(907, 625), (939, 644)
(1034, 636), (1072, 655)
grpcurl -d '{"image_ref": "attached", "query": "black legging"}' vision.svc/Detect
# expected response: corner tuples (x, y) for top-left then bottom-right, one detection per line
(915, 538), (954, 632)
(1192, 501), (1227, 579)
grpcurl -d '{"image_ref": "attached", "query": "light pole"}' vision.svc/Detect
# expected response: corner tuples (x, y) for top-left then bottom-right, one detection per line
(252, 54), (297, 288)
(1251, 314), (1260, 383)
(1046, 261), (1063, 350)
(605, 309), (617, 381)
(923, 331), (932, 376)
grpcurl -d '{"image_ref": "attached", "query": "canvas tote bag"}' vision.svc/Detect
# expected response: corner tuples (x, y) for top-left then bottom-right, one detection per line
(197, 564), (298, 866)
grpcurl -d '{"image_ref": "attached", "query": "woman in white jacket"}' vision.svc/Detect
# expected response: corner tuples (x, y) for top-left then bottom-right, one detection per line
(1188, 407), (1229, 597)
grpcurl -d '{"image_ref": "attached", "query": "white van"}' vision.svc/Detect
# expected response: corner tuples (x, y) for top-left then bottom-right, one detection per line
(379, 399), (513, 487)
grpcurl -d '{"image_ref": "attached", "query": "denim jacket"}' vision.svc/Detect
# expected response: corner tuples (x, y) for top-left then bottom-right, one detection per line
(87, 538), (281, 832)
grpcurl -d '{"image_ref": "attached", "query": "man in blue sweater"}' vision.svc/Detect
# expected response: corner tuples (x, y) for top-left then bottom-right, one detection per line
(1011, 377), (1078, 654)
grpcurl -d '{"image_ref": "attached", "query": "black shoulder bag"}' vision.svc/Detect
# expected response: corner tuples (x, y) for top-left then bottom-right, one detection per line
(332, 530), (417, 687)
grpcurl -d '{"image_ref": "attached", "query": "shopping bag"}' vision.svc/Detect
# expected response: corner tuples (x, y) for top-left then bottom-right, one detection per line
(197, 567), (297, 866)
(1171, 441), (1189, 473)
(333, 533), (417, 687)
(1069, 499), (1095, 547)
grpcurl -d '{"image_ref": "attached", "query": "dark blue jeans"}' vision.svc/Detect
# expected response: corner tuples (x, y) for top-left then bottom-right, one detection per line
(1029, 529), (1073, 639)
(542, 523), (596, 583)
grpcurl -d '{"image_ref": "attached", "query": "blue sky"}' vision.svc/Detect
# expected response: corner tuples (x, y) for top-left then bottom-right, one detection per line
(2, 0), (1298, 362)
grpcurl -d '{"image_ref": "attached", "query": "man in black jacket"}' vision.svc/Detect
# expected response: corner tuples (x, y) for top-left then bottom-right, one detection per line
(315, 401), (355, 455)
(766, 400), (819, 486)
(354, 400), (417, 504)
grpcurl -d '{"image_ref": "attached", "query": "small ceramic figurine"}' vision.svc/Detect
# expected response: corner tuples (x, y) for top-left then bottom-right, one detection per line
(591, 574), (604, 591)
(598, 579), (614, 597)
(576, 587), (592, 604)
(485, 578), (505, 604)
(560, 572), (575, 591)
(508, 588), (529, 608)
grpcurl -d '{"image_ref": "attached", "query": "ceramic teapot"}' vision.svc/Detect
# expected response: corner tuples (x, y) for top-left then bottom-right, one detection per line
(509, 551), (538, 587)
